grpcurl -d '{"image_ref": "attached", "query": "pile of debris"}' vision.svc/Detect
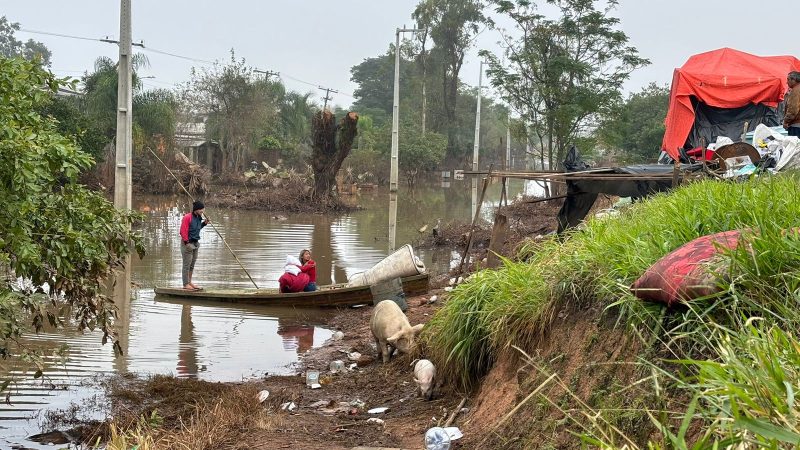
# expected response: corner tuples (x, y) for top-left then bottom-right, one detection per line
(173, 152), (210, 196)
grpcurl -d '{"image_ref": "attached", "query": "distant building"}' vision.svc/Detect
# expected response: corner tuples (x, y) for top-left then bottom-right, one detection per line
(174, 121), (222, 173)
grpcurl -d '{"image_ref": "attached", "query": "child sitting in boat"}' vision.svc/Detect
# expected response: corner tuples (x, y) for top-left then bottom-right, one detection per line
(279, 255), (310, 293)
(298, 249), (317, 292)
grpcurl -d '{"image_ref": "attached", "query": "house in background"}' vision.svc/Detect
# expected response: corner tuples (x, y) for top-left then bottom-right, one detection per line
(174, 121), (223, 174)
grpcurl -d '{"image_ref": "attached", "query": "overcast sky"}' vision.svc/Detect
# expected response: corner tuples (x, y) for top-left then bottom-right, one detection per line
(4, 0), (797, 109)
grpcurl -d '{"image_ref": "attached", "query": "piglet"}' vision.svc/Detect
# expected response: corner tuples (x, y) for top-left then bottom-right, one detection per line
(370, 300), (424, 363)
(412, 359), (436, 400)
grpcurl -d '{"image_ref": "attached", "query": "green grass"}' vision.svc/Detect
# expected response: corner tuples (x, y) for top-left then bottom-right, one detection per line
(424, 174), (800, 447)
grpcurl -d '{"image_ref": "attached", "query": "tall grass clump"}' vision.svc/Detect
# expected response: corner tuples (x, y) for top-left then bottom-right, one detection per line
(424, 175), (800, 389)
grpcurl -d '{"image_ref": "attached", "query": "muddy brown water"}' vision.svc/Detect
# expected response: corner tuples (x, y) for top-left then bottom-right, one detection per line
(0, 178), (543, 448)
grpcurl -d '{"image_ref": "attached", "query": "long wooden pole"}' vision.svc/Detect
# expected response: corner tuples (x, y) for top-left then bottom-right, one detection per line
(147, 148), (259, 289)
(458, 165), (494, 274)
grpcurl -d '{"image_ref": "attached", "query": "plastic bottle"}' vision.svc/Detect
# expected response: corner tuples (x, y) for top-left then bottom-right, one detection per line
(424, 427), (451, 450)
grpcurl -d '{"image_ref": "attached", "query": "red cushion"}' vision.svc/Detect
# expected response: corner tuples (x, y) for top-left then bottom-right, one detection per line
(631, 230), (741, 306)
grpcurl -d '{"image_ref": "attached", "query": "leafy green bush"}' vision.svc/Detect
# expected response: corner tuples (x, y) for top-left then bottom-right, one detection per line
(257, 135), (282, 151)
(0, 56), (142, 375)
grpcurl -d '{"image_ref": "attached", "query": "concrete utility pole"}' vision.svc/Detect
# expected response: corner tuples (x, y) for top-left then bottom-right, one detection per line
(472, 61), (486, 172)
(114, 0), (133, 211)
(388, 26), (422, 252)
(506, 114), (512, 170)
(318, 86), (338, 111)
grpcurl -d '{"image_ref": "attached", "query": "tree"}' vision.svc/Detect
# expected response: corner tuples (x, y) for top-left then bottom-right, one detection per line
(183, 52), (279, 172)
(351, 46), (415, 114)
(133, 88), (178, 149)
(413, 0), (490, 157)
(39, 95), (109, 162)
(483, 0), (648, 171)
(596, 83), (670, 163)
(311, 110), (359, 198)
(82, 55), (155, 140)
(0, 16), (51, 66)
(278, 91), (316, 148)
(0, 56), (142, 372)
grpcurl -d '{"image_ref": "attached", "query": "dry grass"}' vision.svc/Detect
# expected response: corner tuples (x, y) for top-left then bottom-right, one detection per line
(105, 378), (287, 450)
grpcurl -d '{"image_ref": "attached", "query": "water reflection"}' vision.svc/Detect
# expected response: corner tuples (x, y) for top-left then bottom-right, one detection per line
(277, 321), (315, 354)
(177, 305), (199, 377)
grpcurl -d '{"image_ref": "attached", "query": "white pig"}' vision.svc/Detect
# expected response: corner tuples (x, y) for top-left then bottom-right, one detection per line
(412, 359), (436, 400)
(370, 300), (424, 363)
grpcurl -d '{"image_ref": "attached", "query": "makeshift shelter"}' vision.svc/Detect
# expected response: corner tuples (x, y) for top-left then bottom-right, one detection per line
(661, 48), (800, 160)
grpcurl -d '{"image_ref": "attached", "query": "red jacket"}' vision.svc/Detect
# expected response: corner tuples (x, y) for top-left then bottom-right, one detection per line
(279, 272), (310, 293)
(300, 260), (317, 283)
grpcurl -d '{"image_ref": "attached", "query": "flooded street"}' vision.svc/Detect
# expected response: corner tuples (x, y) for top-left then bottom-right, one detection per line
(0, 178), (541, 448)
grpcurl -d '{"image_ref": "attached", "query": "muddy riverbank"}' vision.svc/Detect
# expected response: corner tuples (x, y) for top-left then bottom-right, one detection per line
(37, 288), (464, 450)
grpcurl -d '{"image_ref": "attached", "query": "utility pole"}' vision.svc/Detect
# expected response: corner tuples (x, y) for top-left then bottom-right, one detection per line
(318, 86), (338, 111)
(114, 0), (133, 211)
(388, 25), (422, 252)
(472, 61), (486, 172)
(506, 113), (512, 171)
(254, 69), (279, 80)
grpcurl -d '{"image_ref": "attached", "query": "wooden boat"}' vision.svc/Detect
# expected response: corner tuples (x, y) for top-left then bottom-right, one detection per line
(153, 273), (429, 308)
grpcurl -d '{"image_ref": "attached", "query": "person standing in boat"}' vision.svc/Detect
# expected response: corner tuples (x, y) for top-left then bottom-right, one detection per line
(179, 201), (210, 290)
(299, 249), (317, 292)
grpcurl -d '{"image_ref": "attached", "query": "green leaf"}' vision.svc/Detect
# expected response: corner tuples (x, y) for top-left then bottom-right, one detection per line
(734, 417), (800, 444)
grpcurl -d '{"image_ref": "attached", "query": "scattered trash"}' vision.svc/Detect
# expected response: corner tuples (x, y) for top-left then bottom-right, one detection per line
(350, 398), (366, 409)
(444, 286), (454, 292)
(309, 400), (330, 408)
(305, 370), (320, 387)
(281, 402), (297, 411)
(367, 407), (389, 414)
(257, 390), (270, 403)
(424, 426), (451, 450)
(348, 363), (358, 370)
(367, 418), (385, 426)
(310, 383), (322, 389)
(351, 304), (366, 308)
(329, 360), (345, 373)
(448, 277), (456, 286)
(332, 330), (345, 340)
(428, 295), (438, 304)
(347, 351), (362, 361)
(443, 426), (463, 441)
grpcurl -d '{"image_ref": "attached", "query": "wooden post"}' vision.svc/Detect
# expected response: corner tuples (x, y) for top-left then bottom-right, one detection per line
(486, 213), (508, 269)
(672, 150), (680, 187)
(458, 165), (494, 274)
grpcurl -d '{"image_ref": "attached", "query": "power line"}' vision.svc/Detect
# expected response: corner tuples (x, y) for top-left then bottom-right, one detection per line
(19, 28), (106, 42)
(142, 46), (216, 65)
(18, 26), (355, 100)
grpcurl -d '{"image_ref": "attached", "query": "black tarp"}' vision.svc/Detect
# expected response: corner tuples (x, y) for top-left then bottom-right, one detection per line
(685, 100), (780, 149)
(556, 148), (701, 232)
